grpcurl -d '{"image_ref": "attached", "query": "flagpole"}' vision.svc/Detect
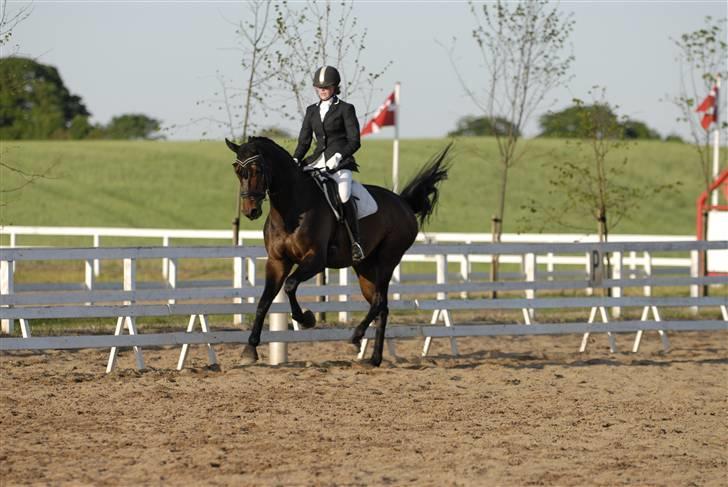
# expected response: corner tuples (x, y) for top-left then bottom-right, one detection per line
(392, 82), (401, 193)
(711, 76), (721, 207)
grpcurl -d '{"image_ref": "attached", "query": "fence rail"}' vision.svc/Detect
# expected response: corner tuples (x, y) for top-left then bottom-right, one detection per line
(1, 239), (726, 372)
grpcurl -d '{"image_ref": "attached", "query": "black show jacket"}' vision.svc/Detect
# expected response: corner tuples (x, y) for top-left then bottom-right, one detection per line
(292, 97), (361, 172)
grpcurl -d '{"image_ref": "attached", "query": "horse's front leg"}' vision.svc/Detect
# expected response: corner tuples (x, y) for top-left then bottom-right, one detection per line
(241, 257), (292, 365)
(283, 251), (326, 329)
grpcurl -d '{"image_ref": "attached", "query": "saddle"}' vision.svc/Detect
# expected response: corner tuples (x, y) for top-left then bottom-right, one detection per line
(309, 171), (349, 222)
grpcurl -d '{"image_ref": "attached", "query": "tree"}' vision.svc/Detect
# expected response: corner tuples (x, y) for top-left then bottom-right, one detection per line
(191, 2), (286, 141)
(669, 16), (727, 192)
(0, 0), (32, 52)
(103, 114), (162, 140)
(446, 0), (574, 294)
(524, 89), (674, 243)
(0, 4), (59, 207)
(275, 0), (391, 121)
(257, 126), (292, 139)
(539, 104), (661, 139)
(447, 115), (520, 137)
(0, 57), (90, 140)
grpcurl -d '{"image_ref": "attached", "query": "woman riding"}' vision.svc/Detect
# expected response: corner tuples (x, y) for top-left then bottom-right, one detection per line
(292, 65), (364, 263)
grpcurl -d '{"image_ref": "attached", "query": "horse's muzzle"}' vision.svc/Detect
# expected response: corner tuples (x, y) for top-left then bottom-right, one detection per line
(245, 207), (262, 220)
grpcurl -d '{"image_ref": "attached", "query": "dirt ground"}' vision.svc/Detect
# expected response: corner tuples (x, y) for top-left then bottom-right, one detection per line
(1, 330), (726, 486)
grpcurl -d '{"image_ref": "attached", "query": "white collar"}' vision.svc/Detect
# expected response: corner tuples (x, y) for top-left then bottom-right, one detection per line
(318, 96), (339, 106)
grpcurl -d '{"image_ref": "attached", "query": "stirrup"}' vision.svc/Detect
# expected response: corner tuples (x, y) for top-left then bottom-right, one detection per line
(351, 242), (364, 263)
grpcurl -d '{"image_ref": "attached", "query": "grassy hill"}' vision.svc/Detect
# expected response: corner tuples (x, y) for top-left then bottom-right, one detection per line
(0, 137), (717, 236)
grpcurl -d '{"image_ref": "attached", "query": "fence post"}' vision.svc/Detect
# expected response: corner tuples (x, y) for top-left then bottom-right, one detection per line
(524, 253), (536, 321)
(1, 259), (14, 335)
(546, 252), (554, 281)
(93, 234), (100, 277)
(392, 264), (401, 301)
(642, 252), (652, 297)
(247, 255), (256, 304)
(611, 251), (622, 318)
(585, 252), (593, 296)
(459, 254), (470, 299)
(628, 251), (637, 278)
(269, 288), (288, 365)
(162, 236), (170, 280)
(84, 259), (95, 306)
(690, 250), (699, 316)
(233, 255), (244, 325)
(423, 253), (458, 356)
(107, 257), (144, 372)
(338, 268), (349, 323)
(167, 257), (177, 305)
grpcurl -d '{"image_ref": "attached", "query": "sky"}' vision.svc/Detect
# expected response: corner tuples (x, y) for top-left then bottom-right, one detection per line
(5, 0), (728, 141)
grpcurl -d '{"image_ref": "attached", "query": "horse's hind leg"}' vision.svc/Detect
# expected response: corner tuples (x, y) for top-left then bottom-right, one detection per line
(351, 264), (380, 349)
(369, 279), (391, 367)
(283, 252), (326, 328)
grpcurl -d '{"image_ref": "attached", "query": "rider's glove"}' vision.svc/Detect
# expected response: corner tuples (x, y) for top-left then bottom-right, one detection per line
(325, 153), (342, 173)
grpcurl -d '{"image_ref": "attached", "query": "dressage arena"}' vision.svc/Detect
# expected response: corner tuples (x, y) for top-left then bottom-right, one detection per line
(1, 330), (726, 485)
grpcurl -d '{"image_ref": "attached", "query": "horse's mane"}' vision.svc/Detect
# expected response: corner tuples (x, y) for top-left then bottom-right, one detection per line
(250, 136), (297, 167)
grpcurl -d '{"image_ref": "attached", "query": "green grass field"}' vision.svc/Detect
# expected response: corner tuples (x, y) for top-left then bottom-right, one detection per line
(0, 137), (719, 236)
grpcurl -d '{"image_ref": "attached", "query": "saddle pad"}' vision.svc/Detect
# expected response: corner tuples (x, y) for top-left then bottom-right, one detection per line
(351, 181), (378, 220)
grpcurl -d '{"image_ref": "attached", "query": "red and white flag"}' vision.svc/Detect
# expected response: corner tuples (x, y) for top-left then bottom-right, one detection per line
(361, 91), (396, 136)
(696, 84), (719, 131)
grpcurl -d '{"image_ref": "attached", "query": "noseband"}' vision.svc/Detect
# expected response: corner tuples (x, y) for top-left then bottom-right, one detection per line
(234, 154), (268, 202)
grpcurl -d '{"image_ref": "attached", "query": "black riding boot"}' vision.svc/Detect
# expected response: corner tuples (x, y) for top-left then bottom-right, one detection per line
(343, 200), (365, 263)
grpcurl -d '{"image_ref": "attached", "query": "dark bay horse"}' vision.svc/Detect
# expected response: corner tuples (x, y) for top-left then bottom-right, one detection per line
(225, 136), (450, 366)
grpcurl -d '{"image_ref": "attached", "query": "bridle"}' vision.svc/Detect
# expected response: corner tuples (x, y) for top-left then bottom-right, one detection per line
(233, 153), (269, 203)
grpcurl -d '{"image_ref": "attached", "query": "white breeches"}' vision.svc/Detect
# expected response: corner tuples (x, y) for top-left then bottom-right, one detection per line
(313, 153), (352, 202)
(331, 169), (353, 203)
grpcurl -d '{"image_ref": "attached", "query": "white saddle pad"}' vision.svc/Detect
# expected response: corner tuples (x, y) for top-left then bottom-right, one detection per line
(351, 181), (378, 219)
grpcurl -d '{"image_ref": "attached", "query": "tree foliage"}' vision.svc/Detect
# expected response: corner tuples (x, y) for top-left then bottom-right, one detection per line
(0, 56), (90, 140)
(447, 115), (520, 137)
(104, 114), (162, 140)
(523, 89), (675, 242)
(0, 57), (162, 140)
(539, 104), (661, 140)
(447, 0), (574, 238)
(275, 0), (391, 121)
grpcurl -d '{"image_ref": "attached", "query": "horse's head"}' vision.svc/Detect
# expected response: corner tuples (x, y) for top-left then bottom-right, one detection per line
(226, 138), (269, 220)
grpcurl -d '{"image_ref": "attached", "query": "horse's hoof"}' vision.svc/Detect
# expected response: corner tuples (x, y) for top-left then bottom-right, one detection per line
(370, 356), (382, 367)
(239, 345), (259, 365)
(298, 310), (316, 329)
(351, 336), (362, 351)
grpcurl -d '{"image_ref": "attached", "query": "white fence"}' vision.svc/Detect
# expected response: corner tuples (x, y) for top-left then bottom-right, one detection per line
(1, 239), (726, 372)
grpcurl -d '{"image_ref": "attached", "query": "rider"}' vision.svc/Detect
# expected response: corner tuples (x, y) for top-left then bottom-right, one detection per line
(292, 65), (365, 263)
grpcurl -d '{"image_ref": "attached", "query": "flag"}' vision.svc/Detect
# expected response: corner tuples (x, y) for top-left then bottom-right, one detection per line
(696, 84), (719, 131)
(361, 91), (396, 136)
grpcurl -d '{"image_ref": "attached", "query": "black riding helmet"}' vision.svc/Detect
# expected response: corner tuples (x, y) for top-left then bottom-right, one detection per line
(312, 66), (341, 88)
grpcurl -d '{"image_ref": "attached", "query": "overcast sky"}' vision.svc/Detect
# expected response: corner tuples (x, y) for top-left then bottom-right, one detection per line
(5, 0), (728, 140)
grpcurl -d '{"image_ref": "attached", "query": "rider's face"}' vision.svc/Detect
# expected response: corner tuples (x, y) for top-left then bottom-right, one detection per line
(317, 86), (335, 101)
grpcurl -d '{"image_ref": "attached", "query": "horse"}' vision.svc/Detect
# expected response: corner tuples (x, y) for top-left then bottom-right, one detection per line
(225, 136), (451, 366)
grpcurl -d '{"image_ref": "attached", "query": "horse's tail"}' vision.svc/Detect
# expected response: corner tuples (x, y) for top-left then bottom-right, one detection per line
(399, 142), (452, 228)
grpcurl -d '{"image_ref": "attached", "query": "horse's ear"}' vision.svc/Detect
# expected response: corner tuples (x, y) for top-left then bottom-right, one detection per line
(225, 138), (240, 154)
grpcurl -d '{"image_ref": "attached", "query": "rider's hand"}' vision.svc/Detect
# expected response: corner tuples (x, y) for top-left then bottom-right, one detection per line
(325, 153), (342, 172)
